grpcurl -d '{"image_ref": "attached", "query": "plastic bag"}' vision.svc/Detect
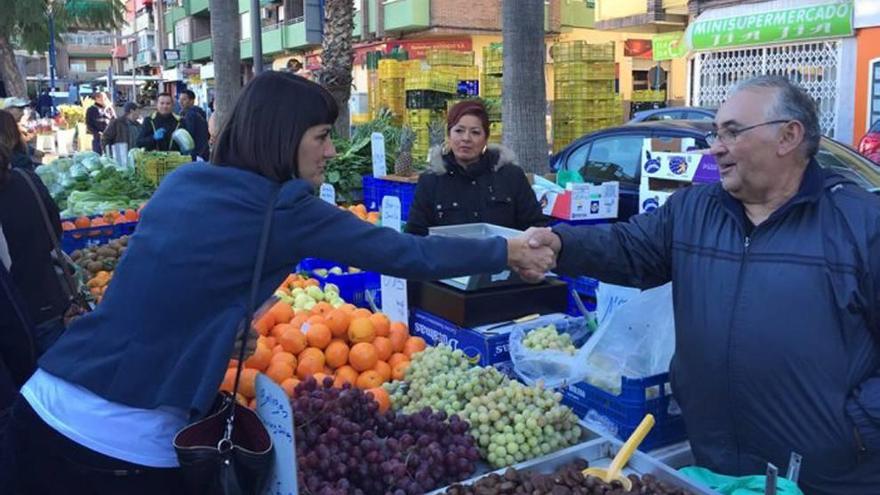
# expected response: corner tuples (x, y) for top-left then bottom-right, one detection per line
(580, 283), (675, 394)
(509, 314), (592, 389)
(679, 467), (804, 495)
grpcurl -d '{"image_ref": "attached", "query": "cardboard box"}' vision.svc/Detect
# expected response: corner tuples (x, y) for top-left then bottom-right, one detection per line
(642, 152), (719, 183)
(540, 181), (620, 221)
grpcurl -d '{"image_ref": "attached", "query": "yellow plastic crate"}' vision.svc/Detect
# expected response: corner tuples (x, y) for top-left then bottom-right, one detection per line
(404, 72), (458, 94)
(378, 59), (407, 79)
(481, 75), (502, 98)
(425, 49), (475, 67)
(555, 62), (616, 82)
(432, 65), (480, 81)
(554, 80), (616, 100)
(632, 89), (667, 102)
(550, 41), (615, 63)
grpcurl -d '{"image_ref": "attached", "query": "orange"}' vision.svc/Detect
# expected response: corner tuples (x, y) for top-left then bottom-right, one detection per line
(281, 378), (299, 397)
(339, 303), (357, 315)
(228, 359), (240, 369)
(253, 312), (275, 336)
(351, 308), (373, 320)
(391, 360), (410, 381)
(370, 313), (391, 337)
(304, 279), (320, 288)
(388, 353), (409, 369)
(366, 387), (391, 413)
(103, 211), (119, 223)
(325, 309), (351, 338)
(257, 335), (276, 349)
(271, 323), (292, 339)
(324, 340), (350, 369)
(61, 221), (76, 231)
(278, 328), (307, 355)
(296, 356), (324, 380)
(268, 301), (295, 324)
(334, 365), (359, 387)
(305, 323), (332, 350)
(244, 344), (272, 371)
(123, 209), (139, 222)
(270, 351), (297, 369)
(403, 337), (427, 358)
(265, 362), (294, 384)
(349, 342), (378, 372)
(312, 301), (333, 316)
(390, 321), (408, 335)
(235, 393), (248, 407)
(289, 314), (309, 330)
(348, 317), (375, 344)
(356, 370), (384, 389)
(239, 368), (259, 398)
(373, 360), (391, 382)
(272, 344), (284, 355)
(372, 337), (392, 361)
(313, 372), (334, 388)
(389, 324), (409, 353)
(74, 216), (91, 229)
(306, 315), (327, 326)
(299, 347), (326, 367)
(219, 368), (237, 393)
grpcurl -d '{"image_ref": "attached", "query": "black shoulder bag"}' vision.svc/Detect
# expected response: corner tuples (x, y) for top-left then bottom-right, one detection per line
(172, 195), (275, 495)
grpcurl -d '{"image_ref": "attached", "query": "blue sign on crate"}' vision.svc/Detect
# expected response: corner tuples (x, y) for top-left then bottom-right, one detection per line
(457, 80), (479, 97)
(410, 309), (514, 376)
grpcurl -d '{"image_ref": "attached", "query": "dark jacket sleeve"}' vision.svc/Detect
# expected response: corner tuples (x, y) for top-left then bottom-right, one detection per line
(101, 118), (119, 148)
(510, 167), (548, 230)
(136, 117), (155, 149)
(404, 174), (435, 236)
(183, 111), (209, 160)
(551, 190), (675, 289)
(85, 106), (100, 135)
(274, 185), (508, 280)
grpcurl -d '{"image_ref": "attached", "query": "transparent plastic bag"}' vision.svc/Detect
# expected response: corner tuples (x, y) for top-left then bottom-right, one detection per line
(509, 314), (592, 389)
(580, 283), (675, 395)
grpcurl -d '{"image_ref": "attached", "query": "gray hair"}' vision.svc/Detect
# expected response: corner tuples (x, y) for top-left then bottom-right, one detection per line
(729, 75), (821, 159)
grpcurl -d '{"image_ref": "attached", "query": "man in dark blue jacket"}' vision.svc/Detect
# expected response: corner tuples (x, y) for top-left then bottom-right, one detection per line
(178, 89), (209, 161)
(523, 76), (880, 494)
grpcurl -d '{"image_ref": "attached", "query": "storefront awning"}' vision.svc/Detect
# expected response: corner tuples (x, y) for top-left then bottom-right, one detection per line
(685, 0), (854, 52)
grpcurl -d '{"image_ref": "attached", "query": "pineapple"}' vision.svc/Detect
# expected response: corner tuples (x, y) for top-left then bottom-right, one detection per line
(395, 126), (416, 177)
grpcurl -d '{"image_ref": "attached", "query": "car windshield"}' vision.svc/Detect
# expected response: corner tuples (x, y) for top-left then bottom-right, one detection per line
(817, 138), (880, 191)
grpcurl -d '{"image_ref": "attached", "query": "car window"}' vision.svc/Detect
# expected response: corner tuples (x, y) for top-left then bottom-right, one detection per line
(577, 135), (645, 185)
(563, 142), (591, 174)
(645, 111), (682, 122)
(870, 120), (880, 133)
(816, 138), (880, 190)
(687, 111), (714, 121)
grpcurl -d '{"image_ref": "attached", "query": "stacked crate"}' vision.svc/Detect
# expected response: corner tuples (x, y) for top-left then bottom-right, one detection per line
(481, 44), (503, 145)
(551, 41), (621, 153)
(632, 90), (666, 103)
(376, 59), (411, 123)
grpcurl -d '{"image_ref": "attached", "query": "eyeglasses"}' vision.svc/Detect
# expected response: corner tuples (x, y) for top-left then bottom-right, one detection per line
(705, 119), (791, 146)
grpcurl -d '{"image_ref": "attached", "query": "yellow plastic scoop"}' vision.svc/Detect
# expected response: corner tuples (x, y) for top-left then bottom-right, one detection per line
(583, 414), (655, 490)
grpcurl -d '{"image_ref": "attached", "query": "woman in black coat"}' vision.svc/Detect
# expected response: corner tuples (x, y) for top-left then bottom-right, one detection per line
(405, 101), (546, 236)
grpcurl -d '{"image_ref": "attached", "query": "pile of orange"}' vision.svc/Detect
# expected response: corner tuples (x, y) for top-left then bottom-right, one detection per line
(62, 209), (139, 238)
(222, 274), (427, 412)
(340, 204), (380, 225)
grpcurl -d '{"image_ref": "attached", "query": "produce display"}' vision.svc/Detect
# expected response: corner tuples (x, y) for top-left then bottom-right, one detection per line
(444, 461), (694, 495)
(341, 203), (381, 224)
(293, 377), (480, 494)
(131, 149), (192, 186)
(222, 274), (423, 407)
(61, 209), (140, 237)
(386, 346), (582, 468)
(311, 265), (363, 278)
(70, 236), (129, 303)
(36, 151), (154, 216)
(523, 324), (577, 354)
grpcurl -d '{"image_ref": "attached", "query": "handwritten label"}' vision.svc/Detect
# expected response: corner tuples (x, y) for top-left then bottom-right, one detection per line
(371, 132), (387, 178)
(595, 283), (641, 328)
(319, 183), (336, 205)
(256, 374), (298, 495)
(379, 195), (407, 323)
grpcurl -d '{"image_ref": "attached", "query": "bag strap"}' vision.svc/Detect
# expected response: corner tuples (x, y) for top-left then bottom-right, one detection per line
(12, 168), (88, 310)
(223, 191), (277, 445)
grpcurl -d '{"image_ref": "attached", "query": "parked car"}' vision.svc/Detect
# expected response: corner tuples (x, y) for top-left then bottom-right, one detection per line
(550, 120), (880, 220)
(858, 120), (880, 164)
(628, 107), (716, 123)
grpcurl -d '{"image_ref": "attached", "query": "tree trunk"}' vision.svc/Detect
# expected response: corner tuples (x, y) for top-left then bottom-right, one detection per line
(501, 0), (548, 175)
(210, 0), (242, 131)
(0, 34), (26, 98)
(318, 0), (355, 139)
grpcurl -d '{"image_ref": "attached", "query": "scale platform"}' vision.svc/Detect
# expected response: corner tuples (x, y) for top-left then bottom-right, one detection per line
(428, 223), (529, 292)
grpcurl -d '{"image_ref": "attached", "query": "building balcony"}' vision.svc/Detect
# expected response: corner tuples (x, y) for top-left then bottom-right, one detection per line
(189, 0), (210, 15)
(592, 0), (686, 32)
(383, 0), (430, 33)
(560, 0), (595, 29)
(164, 6), (186, 33)
(191, 37), (212, 61)
(135, 49), (158, 66)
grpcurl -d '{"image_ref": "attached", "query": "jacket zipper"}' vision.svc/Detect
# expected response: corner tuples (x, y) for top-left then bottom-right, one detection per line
(725, 232), (752, 471)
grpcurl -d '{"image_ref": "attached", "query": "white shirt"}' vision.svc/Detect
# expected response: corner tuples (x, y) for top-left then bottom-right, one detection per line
(21, 368), (189, 468)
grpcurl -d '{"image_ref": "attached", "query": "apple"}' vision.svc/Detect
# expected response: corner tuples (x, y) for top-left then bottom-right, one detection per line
(329, 266), (344, 276)
(306, 286), (324, 301)
(313, 268), (329, 278)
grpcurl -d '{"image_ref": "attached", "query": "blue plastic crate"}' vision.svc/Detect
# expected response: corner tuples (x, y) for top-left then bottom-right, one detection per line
(297, 258), (380, 309)
(560, 275), (598, 316)
(362, 176), (417, 221)
(61, 214), (137, 253)
(561, 372), (687, 451)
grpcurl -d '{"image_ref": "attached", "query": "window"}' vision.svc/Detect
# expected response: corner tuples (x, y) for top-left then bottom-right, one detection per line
(241, 12), (252, 40)
(816, 138), (880, 190)
(167, 32), (175, 50)
(175, 19), (191, 44)
(870, 59), (880, 131)
(687, 111), (714, 121)
(644, 111), (685, 122)
(567, 135), (645, 185)
(69, 59), (87, 72)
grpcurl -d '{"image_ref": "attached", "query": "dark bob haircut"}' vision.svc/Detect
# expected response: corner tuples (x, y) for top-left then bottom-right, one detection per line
(211, 71), (338, 182)
(447, 100), (490, 137)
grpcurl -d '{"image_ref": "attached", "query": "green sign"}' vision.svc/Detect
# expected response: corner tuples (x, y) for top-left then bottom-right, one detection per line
(653, 32), (687, 61)
(689, 1), (853, 51)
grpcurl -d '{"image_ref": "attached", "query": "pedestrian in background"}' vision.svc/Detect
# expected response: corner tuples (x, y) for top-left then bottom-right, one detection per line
(102, 102), (142, 152)
(85, 92), (115, 154)
(178, 90), (209, 161)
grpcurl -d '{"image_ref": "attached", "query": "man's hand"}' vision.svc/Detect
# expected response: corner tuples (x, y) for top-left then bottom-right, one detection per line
(507, 231), (557, 283)
(523, 227), (562, 254)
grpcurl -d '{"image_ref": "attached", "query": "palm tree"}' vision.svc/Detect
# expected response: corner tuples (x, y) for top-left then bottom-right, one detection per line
(317, 0), (355, 139)
(0, 0), (125, 97)
(501, 0), (548, 174)
(209, 0), (242, 131)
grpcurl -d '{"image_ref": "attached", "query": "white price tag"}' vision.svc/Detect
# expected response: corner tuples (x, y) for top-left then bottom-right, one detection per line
(381, 274), (408, 326)
(381, 196), (402, 232)
(319, 183), (336, 205)
(256, 374), (298, 495)
(371, 132), (387, 178)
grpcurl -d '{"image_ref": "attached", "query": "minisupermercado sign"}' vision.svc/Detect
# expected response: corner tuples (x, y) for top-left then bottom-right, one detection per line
(689, 1), (854, 51)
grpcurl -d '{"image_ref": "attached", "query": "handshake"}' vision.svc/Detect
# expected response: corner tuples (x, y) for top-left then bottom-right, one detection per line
(506, 227), (561, 283)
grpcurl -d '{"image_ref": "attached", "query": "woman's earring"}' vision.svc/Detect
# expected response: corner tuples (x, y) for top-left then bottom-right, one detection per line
(481, 145), (488, 155)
